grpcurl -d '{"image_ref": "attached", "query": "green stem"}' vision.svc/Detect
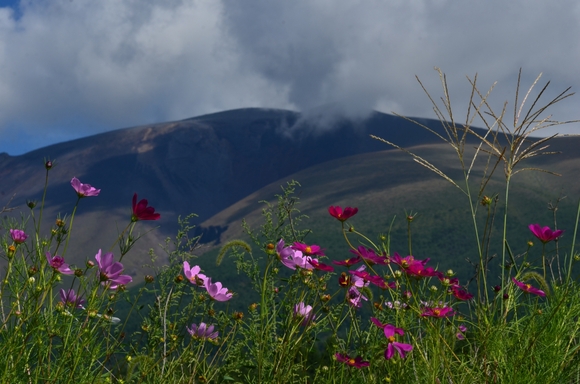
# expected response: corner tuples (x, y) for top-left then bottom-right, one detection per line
(62, 197), (81, 257)
(566, 197), (580, 284)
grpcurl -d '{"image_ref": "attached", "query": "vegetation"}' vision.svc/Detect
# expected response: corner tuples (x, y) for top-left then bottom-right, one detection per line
(1, 69), (580, 383)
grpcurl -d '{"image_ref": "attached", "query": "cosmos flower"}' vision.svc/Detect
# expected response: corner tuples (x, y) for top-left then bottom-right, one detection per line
(59, 289), (85, 309)
(308, 259), (334, 272)
(350, 246), (388, 266)
(420, 306), (455, 318)
(347, 286), (368, 308)
(71, 177), (101, 197)
(328, 206), (358, 222)
(371, 318), (413, 360)
(294, 302), (315, 326)
(332, 255), (362, 267)
(528, 223), (563, 243)
(450, 286), (473, 301)
(334, 353), (369, 368)
(204, 278), (233, 301)
(46, 252), (74, 275)
(291, 242), (325, 257)
(512, 277), (546, 297)
(131, 193), (160, 221)
(10, 229), (28, 244)
(277, 239), (315, 270)
(183, 261), (206, 286)
(456, 324), (468, 340)
(95, 249), (132, 289)
(187, 323), (218, 340)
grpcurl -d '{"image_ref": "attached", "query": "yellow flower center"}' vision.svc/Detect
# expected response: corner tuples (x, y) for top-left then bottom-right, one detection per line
(305, 246), (312, 254)
(388, 336), (396, 343)
(433, 309), (441, 316)
(525, 284), (532, 290)
(348, 358), (355, 365)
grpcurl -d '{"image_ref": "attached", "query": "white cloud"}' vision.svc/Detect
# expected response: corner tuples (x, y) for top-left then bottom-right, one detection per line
(0, 0), (578, 155)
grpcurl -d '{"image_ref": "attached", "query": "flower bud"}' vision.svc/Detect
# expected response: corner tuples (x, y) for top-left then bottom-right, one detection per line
(145, 275), (154, 284)
(75, 269), (83, 277)
(27, 200), (37, 209)
(249, 303), (258, 311)
(174, 275), (184, 283)
(86, 260), (95, 268)
(45, 160), (53, 170)
(446, 269), (455, 277)
(28, 277), (35, 284)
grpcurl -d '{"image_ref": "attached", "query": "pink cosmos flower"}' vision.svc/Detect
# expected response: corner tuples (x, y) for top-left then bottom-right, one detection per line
(71, 177), (101, 197)
(420, 306), (455, 318)
(347, 286), (368, 308)
(350, 246), (388, 266)
(187, 322), (218, 340)
(334, 353), (369, 368)
(204, 278), (233, 301)
(456, 324), (468, 340)
(277, 239), (315, 270)
(294, 302), (315, 326)
(528, 224), (563, 243)
(512, 277), (546, 297)
(183, 261), (206, 286)
(95, 249), (132, 289)
(292, 242), (325, 257)
(46, 252), (74, 275)
(10, 229), (28, 244)
(131, 193), (160, 221)
(60, 288), (85, 309)
(371, 318), (413, 359)
(328, 206), (358, 222)
(349, 268), (394, 289)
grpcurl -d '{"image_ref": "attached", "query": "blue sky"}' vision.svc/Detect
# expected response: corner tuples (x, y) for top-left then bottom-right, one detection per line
(0, 0), (579, 156)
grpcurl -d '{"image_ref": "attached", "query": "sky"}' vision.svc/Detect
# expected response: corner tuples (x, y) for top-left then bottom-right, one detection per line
(0, 0), (579, 155)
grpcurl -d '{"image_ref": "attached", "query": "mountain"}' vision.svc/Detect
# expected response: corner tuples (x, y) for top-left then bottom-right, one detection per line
(0, 108), (476, 274)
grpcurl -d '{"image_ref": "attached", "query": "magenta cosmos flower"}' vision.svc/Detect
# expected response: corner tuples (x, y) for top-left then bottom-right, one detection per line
(10, 229), (28, 244)
(71, 177), (101, 197)
(187, 322), (218, 340)
(332, 255), (362, 267)
(291, 242), (325, 257)
(528, 224), (563, 243)
(350, 246), (388, 266)
(328, 206), (358, 222)
(46, 252), (74, 275)
(420, 306), (455, 318)
(131, 193), (160, 221)
(308, 259), (334, 272)
(95, 249), (132, 289)
(60, 288), (85, 309)
(512, 277), (546, 297)
(183, 261), (206, 286)
(371, 318), (413, 359)
(334, 353), (369, 368)
(204, 278), (233, 301)
(294, 302), (315, 326)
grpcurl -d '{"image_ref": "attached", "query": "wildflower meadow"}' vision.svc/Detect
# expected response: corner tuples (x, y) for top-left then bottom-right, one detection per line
(2, 70), (580, 383)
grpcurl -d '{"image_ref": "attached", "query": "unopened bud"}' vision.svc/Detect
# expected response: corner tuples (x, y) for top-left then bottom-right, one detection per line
(145, 275), (154, 284)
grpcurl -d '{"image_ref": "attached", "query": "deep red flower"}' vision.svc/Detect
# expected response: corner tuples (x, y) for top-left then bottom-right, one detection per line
(512, 277), (545, 297)
(328, 206), (358, 222)
(308, 259), (334, 272)
(450, 286), (473, 301)
(335, 353), (369, 368)
(528, 224), (563, 243)
(132, 193), (161, 221)
(332, 255), (362, 267)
